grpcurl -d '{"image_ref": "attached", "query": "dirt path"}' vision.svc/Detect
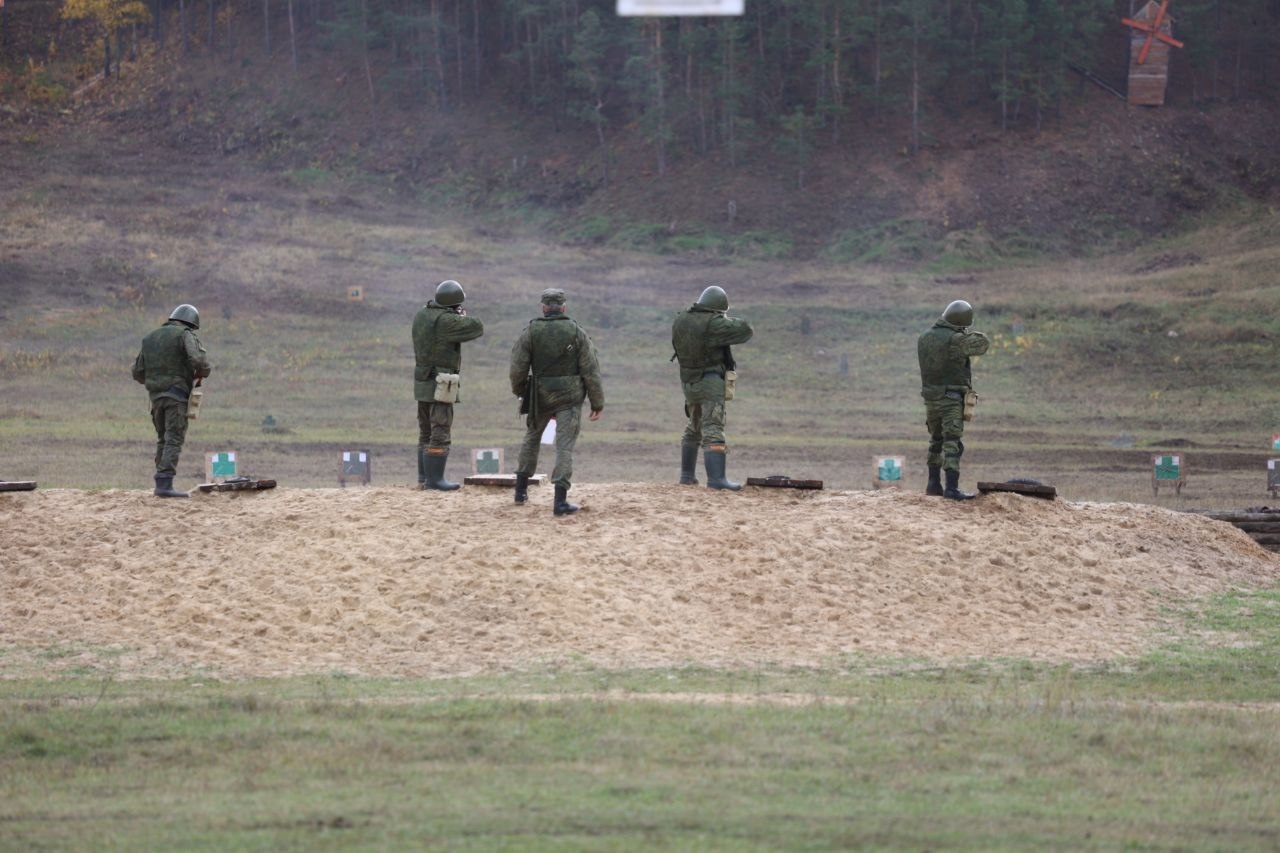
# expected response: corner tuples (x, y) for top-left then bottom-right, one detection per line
(2, 485), (1277, 679)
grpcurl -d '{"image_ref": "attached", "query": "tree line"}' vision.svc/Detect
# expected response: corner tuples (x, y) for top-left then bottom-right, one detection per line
(46, 0), (1280, 172)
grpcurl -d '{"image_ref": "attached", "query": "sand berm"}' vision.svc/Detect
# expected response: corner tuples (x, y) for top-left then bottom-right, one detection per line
(3, 485), (1277, 679)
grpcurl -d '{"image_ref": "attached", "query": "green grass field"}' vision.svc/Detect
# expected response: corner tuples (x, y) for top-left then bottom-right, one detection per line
(3, 590), (1280, 848)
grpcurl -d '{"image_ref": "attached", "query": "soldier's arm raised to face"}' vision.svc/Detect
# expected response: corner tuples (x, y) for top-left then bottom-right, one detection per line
(441, 312), (485, 343)
(955, 330), (990, 357)
(706, 314), (754, 347)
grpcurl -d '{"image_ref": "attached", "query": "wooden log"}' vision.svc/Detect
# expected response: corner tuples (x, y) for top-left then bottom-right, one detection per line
(1225, 522), (1280, 533)
(196, 478), (277, 493)
(0, 481), (37, 492)
(1196, 513), (1280, 523)
(976, 481), (1057, 499)
(463, 474), (545, 487)
(746, 476), (823, 490)
(1244, 534), (1280, 546)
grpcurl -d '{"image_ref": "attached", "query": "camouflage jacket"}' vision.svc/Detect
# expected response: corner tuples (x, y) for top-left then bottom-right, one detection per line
(413, 302), (484, 402)
(671, 305), (754, 385)
(918, 320), (990, 401)
(132, 321), (211, 403)
(509, 314), (604, 417)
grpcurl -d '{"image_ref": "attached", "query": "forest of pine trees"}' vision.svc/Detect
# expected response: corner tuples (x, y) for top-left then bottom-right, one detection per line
(17, 0), (1280, 166)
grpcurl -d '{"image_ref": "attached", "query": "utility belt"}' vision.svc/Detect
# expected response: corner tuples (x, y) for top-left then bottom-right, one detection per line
(944, 388), (978, 421)
(694, 367), (737, 400)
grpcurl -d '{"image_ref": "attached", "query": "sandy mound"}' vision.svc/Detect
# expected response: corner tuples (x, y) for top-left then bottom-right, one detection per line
(2, 485), (1277, 678)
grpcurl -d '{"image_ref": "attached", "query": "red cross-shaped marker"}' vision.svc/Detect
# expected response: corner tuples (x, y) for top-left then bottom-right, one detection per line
(1121, 0), (1185, 66)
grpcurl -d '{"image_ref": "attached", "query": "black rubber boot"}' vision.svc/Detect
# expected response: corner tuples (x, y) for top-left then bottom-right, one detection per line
(153, 473), (188, 498)
(423, 451), (460, 491)
(679, 443), (699, 485)
(553, 484), (579, 516)
(514, 472), (529, 505)
(926, 465), (944, 496)
(943, 469), (975, 501)
(417, 446), (428, 489)
(704, 448), (742, 491)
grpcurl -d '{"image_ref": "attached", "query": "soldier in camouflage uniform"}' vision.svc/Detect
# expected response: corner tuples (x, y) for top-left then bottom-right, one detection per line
(131, 303), (212, 498)
(671, 285), (754, 490)
(918, 299), (990, 500)
(413, 280), (485, 490)
(509, 288), (605, 515)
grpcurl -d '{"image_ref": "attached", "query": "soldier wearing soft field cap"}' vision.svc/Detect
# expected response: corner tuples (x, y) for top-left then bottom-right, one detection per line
(509, 288), (604, 516)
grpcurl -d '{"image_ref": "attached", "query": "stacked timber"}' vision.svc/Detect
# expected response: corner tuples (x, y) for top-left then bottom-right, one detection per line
(1192, 509), (1280, 553)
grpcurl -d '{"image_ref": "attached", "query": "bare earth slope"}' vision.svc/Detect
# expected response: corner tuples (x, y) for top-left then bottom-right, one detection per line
(3, 486), (1277, 679)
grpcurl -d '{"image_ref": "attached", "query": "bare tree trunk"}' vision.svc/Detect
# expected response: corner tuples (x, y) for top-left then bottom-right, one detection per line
(1000, 48), (1008, 131)
(104, 31), (112, 79)
(454, 0), (463, 102)
(655, 21), (666, 177)
(873, 0), (882, 114)
(910, 14), (920, 154)
(361, 0), (378, 131)
(726, 21), (736, 168)
(431, 0), (446, 107)
(208, 0), (216, 52)
(263, 0), (270, 52)
(472, 0), (481, 92)
(831, 0), (842, 145)
(180, 0), (189, 54)
(287, 0), (297, 72)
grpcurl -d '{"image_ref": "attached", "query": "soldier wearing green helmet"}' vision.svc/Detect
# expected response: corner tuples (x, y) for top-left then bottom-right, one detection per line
(671, 285), (754, 490)
(131, 303), (212, 498)
(918, 299), (990, 500)
(413, 279), (484, 490)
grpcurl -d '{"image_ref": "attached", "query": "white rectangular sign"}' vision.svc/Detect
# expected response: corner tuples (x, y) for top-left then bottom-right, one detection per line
(618, 0), (743, 15)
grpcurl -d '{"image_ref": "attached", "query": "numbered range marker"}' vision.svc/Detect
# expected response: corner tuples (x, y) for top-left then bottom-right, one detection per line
(206, 451), (238, 482)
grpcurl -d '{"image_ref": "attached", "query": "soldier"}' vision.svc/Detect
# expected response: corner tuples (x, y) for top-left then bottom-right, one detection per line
(671, 285), (754, 490)
(131, 303), (212, 498)
(509, 288), (605, 515)
(413, 279), (485, 490)
(918, 299), (990, 500)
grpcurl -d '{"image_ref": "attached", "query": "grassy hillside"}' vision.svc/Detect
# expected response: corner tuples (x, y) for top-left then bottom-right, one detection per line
(3, 120), (1280, 501)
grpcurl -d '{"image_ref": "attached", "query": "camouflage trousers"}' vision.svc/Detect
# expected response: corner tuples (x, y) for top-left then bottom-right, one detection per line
(517, 404), (581, 489)
(417, 401), (454, 449)
(681, 374), (727, 448)
(924, 394), (966, 472)
(150, 396), (189, 475)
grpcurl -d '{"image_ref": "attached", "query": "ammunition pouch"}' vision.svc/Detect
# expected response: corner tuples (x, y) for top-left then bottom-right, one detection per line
(724, 369), (738, 401)
(186, 385), (204, 419)
(434, 373), (460, 404)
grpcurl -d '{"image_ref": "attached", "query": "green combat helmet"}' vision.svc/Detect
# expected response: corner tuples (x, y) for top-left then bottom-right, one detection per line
(435, 280), (465, 307)
(697, 286), (729, 312)
(941, 299), (973, 327)
(169, 304), (200, 329)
